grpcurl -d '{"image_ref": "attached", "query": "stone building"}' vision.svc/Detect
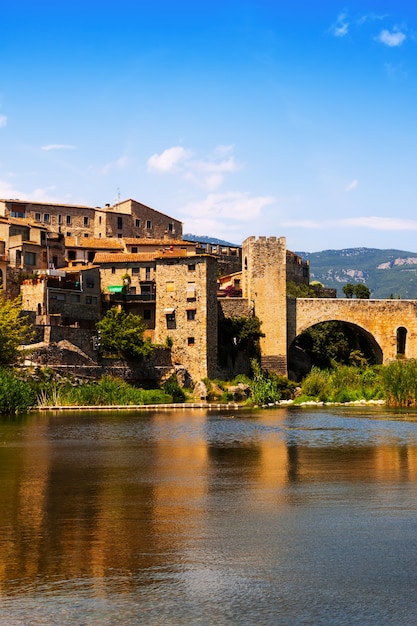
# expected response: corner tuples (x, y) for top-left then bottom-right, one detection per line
(20, 266), (101, 328)
(154, 254), (218, 381)
(0, 197), (182, 241)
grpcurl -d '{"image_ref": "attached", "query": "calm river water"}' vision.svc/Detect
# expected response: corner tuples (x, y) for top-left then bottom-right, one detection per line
(1, 406), (417, 625)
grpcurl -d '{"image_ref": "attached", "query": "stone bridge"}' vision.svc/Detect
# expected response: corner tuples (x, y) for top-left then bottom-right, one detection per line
(287, 298), (417, 366)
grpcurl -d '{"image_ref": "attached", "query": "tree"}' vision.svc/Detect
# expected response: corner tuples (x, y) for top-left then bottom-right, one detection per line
(0, 295), (34, 365)
(342, 283), (355, 298)
(354, 284), (370, 299)
(218, 316), (264, 366)
(343, 283), (370, 299)
(96, 308), (153, 359)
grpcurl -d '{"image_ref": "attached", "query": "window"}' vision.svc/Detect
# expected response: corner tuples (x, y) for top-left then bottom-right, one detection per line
(146, 220), (152, 229)
(187, 309), (196, 321)
(66, 215), (72, 225)
(86, 296), (92, 304)
(44, 213), (50, 223)
(187, 337), (195, 346)
(11, 203), (26, 218)
(166, 281), (175, 292)
(135, 219), (141, 228)
(143, 309), (151, 320)
(111, 267), (116, 274)
(168, 222), (174, 232)
(35, 213), (41, 222)
(52, 255), (58, 267)
(24, 251), (36, 266)
(131, 246), (138, 253)
(68, 250), (76, 261)
(71, 294), (81, 303)
(86, 277), (95, 288)
(84, 233), (89, 237)
(84, 216), (89, 226)
(58, 214), (63, 225)
(98, 216), (102, 225)
(117, 217), (123, 230)
(66, 232), (71, 237)
(145, 267), (151, 280)
(166, 312), (176, 329)
(88, 251), (95, 263)
(186, 282), (196, 298)
(188, 264), (196, 271)
(132, 267), (139, 275)
(117, 233), (123, 238)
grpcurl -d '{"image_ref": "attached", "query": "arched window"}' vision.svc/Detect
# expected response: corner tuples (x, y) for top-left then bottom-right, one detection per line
(244, 256), (248, 270)
(397, 327), (407, 356)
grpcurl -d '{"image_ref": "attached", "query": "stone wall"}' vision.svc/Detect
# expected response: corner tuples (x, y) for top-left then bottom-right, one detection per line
(154, 255), (218, 382)
(242, 236), (288, 375)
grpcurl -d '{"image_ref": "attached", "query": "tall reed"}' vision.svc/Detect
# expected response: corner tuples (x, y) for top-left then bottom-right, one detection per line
(382, 360), (417, 407)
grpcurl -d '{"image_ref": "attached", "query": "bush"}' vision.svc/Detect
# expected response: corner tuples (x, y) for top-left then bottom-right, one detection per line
(162, 375), (186, 403)
(0, 368), (36, 414)
(248, 359), (281, 405)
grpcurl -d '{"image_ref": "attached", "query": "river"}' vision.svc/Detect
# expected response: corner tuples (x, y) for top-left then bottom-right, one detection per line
(1, 406), (417, 625)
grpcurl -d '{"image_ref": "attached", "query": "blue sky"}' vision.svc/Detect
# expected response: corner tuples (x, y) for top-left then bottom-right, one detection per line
(2, 1), (417, 252)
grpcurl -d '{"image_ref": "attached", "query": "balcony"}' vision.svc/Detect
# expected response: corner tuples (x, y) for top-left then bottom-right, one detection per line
(109, 292), (156, 303)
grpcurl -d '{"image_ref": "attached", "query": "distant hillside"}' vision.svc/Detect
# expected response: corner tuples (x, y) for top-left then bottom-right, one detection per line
(296, 247), (417, 299)
(184, 234), (240, 247)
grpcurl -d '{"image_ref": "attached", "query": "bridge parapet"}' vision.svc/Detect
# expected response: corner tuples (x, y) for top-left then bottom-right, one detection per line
(289, 298), (417, 363)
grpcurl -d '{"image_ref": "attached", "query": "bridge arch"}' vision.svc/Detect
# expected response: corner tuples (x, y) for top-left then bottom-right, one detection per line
(289, 319), (383, 370)
(287, 298), (417, 368)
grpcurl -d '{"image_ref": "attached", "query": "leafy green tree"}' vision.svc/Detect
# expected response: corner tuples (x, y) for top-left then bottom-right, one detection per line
(342, 283), (355, 298)
(96, 308), (153, 359)
(0, 295), (34, 365)
(287, 281), (316, 298)
(354, 284), (370, 299)
(343, 283), (370, 299)
(218, 316), (264, 365)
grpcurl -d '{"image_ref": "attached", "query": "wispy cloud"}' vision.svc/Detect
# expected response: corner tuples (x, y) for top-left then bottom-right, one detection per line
(147, 146), (192, 172)
(376, 28), (406, 47)
(0, 179), (59, 202)
(180, 191), (276, 223)
(345, 179), (358, 192)
(0, 115), (7, 128)
(330, 11), (349, 37)
(282, 216), (417, 231)
(100, 156), (129, 175)
(41, 144), (76, 151)
(147, 145), (243, 191)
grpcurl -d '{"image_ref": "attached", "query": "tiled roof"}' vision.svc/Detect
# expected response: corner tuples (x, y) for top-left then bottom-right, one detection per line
(65, 237), (124, 249)
(94, 252), (158, 263)
(123, 237), (195, 246)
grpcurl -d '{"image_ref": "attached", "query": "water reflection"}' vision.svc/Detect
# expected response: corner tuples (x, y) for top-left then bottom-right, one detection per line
(1, 407), (417, 624)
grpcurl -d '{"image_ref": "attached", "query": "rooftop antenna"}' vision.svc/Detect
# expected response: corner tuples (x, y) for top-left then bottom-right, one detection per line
(115, 187), (121, 210)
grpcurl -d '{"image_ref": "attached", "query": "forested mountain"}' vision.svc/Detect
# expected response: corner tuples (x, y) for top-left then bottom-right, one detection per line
(296, 248), (417, 299)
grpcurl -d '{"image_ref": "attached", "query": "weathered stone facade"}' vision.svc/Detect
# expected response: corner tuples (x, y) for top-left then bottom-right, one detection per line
(0, 197), (182, 241)
(154, 254), (218, 382)
(242, 236), (288, 375)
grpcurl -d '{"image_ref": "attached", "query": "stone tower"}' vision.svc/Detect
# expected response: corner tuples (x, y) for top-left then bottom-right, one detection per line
(242, 236), (288, 375)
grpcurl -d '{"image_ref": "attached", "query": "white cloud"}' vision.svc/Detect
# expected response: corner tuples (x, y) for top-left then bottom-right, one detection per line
(0, 179), (59, 203)
(147, 146), (191, 172)
(330, 12), (349, 37)
(0, 115), (7, 128)
(180, 191), (276, 222)
(282, 216), (417, 231)
(147, 144), (244, 191)
(41, 144), (76, 151)
(100, 156), (129, 175)
(376, 29), (406, 47)
(345, 179), (358, 192)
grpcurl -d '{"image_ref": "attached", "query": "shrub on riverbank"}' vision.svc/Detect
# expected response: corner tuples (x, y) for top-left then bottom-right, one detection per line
(382, 359), (417, 407)
(0, 368), (36, 414)
(297, 365), (384, 404)
(37, 376), (171, 407)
